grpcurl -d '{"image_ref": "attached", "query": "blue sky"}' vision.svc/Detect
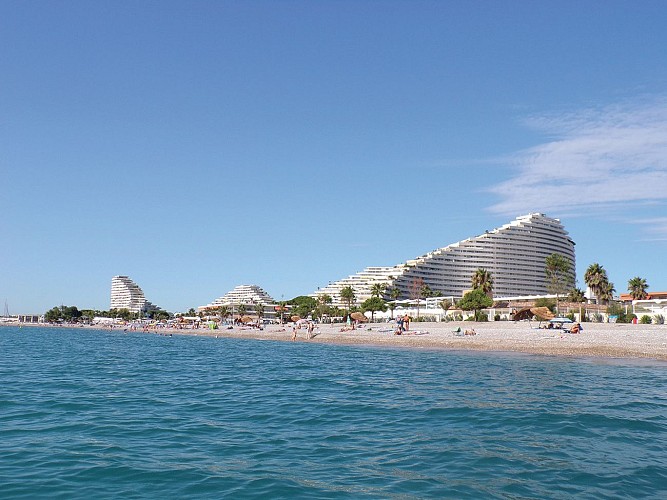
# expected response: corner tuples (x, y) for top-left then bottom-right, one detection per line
(2, 1), (667, 314)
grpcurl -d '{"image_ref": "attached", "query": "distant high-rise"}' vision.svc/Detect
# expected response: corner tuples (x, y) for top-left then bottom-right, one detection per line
(314, 213), (576, 306)
(110, 276), (161, 313)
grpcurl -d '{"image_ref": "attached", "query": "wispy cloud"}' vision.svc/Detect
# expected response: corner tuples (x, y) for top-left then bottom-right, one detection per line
(488, 97), (667, 230)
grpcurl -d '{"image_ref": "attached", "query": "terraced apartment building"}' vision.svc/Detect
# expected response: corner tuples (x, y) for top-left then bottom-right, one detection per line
(110, 275), (161, 313)
(313, 213), (576, 307)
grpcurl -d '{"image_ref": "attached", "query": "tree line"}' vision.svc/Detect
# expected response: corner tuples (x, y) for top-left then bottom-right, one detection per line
(44, 255), (652, 324)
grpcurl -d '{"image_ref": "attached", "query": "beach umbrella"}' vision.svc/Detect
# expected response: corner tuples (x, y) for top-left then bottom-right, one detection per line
(350, 312), (368, 322)
(513, 307), (554, 321)
(290, 315), (301, 322)
(240, 315), (253, 323)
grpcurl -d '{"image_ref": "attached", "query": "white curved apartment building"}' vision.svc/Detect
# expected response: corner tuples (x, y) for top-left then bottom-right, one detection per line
(313, 214), (575, 306)
(199, 285), (275, 311)
(110, 275), (161, 313)
(313, 266), (404, 308)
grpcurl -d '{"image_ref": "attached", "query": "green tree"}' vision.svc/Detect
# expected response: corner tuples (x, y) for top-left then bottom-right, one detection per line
(420, 284), (435, 298)
(361, 296), (387, 322)
(439, 299), (452, 320)
(237, 304), (247, 317)
(45, 306), (62, 323)
(340, 286), (356, 316)
(458, 289), (493, 321)
(289, 296), (317, 319)
(534, 297), (556, 313)
(471, 268), (493, 297)
(150, 310), (171, 321)
(545, 253), (573, 313)
(627, 276), (649, 300)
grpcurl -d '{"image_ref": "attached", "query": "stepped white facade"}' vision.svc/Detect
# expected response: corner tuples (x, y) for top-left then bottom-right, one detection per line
(110, 275), (161, 313)
(199, 285), (275, 311)
(313, 214), (575, 307)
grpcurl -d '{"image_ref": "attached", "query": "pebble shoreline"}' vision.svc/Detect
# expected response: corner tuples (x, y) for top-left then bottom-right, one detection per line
(178, 321), (667, 361)
(6, 322), (667, 361)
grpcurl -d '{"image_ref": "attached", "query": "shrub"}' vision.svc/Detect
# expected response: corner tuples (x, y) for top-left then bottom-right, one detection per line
(592, 313), (603, 323)
(494, 314), (501, 321)
(640, 315), (653, 324)
(566, 312), (575, 321)
(655, 314), (665, 325)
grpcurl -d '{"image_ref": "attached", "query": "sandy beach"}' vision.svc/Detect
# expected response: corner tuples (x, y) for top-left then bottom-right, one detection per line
(163, 321), (667, 362)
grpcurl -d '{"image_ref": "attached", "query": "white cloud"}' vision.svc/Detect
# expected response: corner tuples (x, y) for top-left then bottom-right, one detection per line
(488, 97), (667, 223)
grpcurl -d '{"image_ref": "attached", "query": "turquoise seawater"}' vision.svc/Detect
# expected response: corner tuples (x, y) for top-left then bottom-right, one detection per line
(1, 327), (666, 499)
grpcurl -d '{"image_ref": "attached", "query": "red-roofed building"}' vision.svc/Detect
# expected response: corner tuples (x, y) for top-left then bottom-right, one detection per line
(619, 291), (667, 302)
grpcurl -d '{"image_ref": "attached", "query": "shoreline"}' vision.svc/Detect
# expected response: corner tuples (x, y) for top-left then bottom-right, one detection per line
(7, 321), (667, 362)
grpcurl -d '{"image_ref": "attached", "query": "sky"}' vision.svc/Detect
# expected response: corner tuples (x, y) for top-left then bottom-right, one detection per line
(2, 1), (667, 314)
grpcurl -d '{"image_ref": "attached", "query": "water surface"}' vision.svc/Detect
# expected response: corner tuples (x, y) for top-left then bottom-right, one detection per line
(1, 327), (666, 498)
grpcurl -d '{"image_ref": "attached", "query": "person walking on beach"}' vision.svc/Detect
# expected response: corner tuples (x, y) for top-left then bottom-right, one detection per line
(396, 315), (403, 334)
(307, 321), (314, 339)
(292, 324), (297, 341)
(403, 314), (410, 333)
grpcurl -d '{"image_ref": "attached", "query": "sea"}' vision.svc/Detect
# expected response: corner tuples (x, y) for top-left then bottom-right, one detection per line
(1, 326), (666, 499)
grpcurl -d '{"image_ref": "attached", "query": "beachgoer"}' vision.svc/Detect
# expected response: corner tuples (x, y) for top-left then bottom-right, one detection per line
(292, 325), (297, 341)
(570, 323), (581, 334)
(396, 316), (403, 332)
(307, 322), (314, 339)
(403, 314), (410, 332)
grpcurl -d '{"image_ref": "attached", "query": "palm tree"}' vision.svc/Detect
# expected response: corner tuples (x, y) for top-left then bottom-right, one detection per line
(340, 286), (355, 317)
(254, 302), (264, 323)
(387, 286), (400, 319)
(316, 294), (333, 321)
(584, 263), (608, 303)
(276, 301), (288, 324)
(567, 288), (586, 303)
(628, 277), (649, 300)
(471, 268), (493, 297)
(567, 288), (586, 323)
(218, 305), (229, 323)
(420, 284), (435, 298)
(599, 281), (616, 304)
(370, 283), (386, 298)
